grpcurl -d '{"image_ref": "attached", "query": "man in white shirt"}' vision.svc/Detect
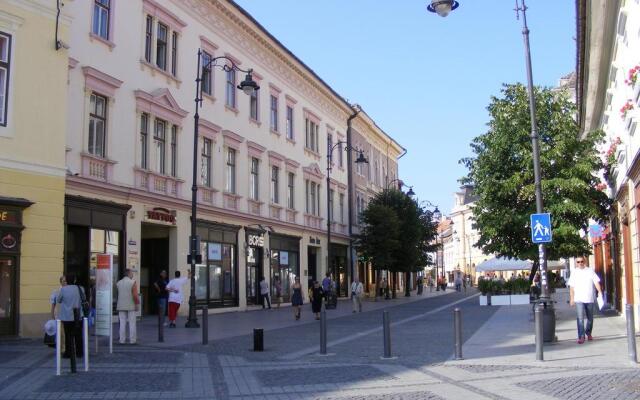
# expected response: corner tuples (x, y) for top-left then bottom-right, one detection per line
(351, 278), (364, 313)
(166, 270), (190, 328)
(259, 276), (271, 309)
(567, 256), (603, 344)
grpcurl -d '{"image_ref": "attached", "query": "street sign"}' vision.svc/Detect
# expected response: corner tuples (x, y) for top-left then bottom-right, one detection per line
(530, 213), (552, 243)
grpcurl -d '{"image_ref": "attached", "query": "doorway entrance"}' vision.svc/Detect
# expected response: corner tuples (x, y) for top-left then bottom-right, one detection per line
(246, 246), (263, 305)
(307, 246), (318, 288)
(0, 256), (16, 335)
(140, 224), (170, 315)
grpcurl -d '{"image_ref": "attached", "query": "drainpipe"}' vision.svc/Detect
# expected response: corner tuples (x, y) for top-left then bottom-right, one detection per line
(347, 105), (361, 284)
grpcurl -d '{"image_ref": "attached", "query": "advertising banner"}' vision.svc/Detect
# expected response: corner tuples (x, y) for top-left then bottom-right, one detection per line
(95, 254), (113, 352)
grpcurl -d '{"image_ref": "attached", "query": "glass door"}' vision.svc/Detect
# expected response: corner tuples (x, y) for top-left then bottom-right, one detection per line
(0, 257), (16, 335)
(246, 246), (261, 305)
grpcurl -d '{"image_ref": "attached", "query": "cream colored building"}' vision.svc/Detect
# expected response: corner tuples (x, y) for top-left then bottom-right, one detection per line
(577, 0), (639, 328)
(62, 0), (401, 317)
(0, 0), (69, 336)
(448, 185), (486, 282)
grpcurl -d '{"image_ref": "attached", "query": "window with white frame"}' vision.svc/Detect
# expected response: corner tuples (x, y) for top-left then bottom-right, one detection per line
(201, 137), (212, 187)
(154, 119), (166, 174)
(270, 95), (278, 131)
(170, 125), (177, 177)
(201, 51), (213, 96)
(144, 16), (153, 63)
(143, 15), (179, 77)
(305, 118), (319, 152)
(356, 145), (363, 175)
(286, 106), (294, 140)
(287, 172), (295, 209)
(88, 93), (107, 157)
(338, 142), (343, 168)
(226, 69), (236, 108)
(92, 0), (111, 40)
(140, 113), (149, 169)
(171, 32), (178, 76)
(327, 134), (333, 164)
(305, 180), (321, 216)
(339, 193), (344, 223)
(0, 33), (11, 127)
(271, 166), (279, 204)
(226, 148), (236, 193)
(250, 157), (259, 200)
(156, 23), (168, 71)
(329, 189), (334, 222)
(250, 88), (259, 121)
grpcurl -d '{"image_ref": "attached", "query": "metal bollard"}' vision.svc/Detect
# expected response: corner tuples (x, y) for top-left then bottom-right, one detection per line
(534, 303), (544, 361)
(453, 308), (463, 360)
(626, 304), (637, 363)
(55, 319), (61, 376)
(383, 310), (391, 358)
(253, 328), (264, 351)
(202, 305), (208, 345)
(83, 318), (89, 372)
(320, 309), (327, 355)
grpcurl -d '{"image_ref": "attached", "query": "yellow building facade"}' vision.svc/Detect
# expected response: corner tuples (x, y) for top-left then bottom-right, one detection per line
(0, 1), (68, 336)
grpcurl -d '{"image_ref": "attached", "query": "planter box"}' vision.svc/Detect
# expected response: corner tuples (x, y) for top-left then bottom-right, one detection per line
(491, 295), (511, 306)
(479, 295), (488, 306)
(510, 294), (530, 305)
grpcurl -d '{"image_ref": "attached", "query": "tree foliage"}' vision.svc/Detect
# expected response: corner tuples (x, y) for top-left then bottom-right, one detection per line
(356, 189), (439, 274)
(461, 84), (609, 261)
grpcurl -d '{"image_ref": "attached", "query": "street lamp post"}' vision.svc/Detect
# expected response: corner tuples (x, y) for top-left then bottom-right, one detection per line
(327, 142), (368, 296)
(386, 178), (415, 197)
(186, 49), (259, 328)
(428, 0), (555, 344)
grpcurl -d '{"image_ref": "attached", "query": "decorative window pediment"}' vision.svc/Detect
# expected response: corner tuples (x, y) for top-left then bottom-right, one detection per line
(134, 88), (188, 125)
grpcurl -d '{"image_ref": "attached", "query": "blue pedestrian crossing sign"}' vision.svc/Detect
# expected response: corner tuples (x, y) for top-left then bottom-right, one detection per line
(530, 213), (552, 243)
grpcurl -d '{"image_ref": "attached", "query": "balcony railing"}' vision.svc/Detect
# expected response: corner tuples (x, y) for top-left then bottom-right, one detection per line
(81, 153), (116, 182)
(134, 168), (183, 197)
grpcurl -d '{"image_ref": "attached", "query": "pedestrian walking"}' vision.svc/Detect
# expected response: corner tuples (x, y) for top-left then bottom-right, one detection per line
(274, 277), (282, 308)
(351, 278), (364, 313)
(568, 256), (603, 344)
(291, 277), (303, 320)
(322, 273), (332, 299)
(56, 274), (84, 373)
(47, 275), (66, 349)
(417, 277), (423, 295)
(116, 269), (139, 344)
(166, 270), (189, 327)
(260, 276), (271, 309)
(153, 270), (169, 326)
(309, 281), (324, 320)
(381, 278), (389, 299)
(455, 273), (462, 292)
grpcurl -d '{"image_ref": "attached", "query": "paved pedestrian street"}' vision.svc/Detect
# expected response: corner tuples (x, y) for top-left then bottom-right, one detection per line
(0, 289), (638, 400)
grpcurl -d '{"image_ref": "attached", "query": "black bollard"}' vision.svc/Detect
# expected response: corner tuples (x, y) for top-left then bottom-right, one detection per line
(453, 308), (463, 360)
(626, 304), (637, 363)
(320, 309), (327, 355)
(158, 304), (164, 343)
(253, 328), (264, 351)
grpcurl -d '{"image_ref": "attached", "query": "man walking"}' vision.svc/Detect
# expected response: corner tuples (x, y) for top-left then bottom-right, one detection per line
(568, 256), (603, 344)
(153, 270), (169, 326)
(166, 270), (189, 327)
(259, 276), (271, 309)
(116, 269), (139, 344)
(351, 278), (364, 313)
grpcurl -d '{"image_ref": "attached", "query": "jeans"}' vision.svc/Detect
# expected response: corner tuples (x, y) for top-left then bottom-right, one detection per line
(262, 293), (271, 309)
(62, 321), (82, 372)
(352, 294), (362, 312)
(118, 310), (137, 344)
(575, 302), (594, 338)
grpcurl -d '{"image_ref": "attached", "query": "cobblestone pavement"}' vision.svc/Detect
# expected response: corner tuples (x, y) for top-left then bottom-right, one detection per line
(0, 289), (638, 400)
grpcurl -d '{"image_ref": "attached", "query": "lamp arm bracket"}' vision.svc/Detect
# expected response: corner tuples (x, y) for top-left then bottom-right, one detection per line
(203, 55), (252, 74)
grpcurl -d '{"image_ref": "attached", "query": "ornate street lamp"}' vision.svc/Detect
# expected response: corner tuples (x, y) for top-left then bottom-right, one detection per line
(186, 49), (259, 328)
(327, 142), (367, 296)
(427, 0), (555, 355)
(386, 178), (415, 197)
(426, 0), (459, 17)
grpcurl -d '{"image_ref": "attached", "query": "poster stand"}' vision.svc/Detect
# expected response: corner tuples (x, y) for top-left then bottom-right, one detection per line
(95, 254), (113, 354)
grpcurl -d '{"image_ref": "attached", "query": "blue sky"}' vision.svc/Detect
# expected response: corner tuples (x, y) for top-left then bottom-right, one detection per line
(234, 0), (576, 214)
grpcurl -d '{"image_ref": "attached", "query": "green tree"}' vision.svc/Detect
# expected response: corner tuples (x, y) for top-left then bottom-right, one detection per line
(357, 189), (439, 297)
(356, 203), (400, 299)
(461, 84), (609, 273)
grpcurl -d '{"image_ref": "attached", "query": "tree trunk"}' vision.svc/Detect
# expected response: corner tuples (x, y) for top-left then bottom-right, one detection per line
(391, 272), (397, 299)
(405, 271), (411, 297)
(374, 269), (379, 302)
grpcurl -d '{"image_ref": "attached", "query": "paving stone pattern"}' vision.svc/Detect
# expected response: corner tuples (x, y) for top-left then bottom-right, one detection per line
(518, 370), (640, 400)
(255, 365), (397, 385)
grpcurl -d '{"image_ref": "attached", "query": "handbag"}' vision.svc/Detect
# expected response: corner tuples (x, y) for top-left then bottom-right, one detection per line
(77, 285), (90, 317)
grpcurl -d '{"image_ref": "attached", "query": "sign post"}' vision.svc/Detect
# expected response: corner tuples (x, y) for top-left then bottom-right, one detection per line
(95, 254), (113, 354)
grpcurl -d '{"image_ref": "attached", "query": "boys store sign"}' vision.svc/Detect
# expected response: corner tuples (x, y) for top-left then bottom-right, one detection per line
(144, 207), (176, 225)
